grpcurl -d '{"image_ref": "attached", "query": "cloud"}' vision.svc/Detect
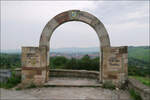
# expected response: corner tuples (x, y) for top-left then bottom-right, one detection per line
(1, 1), (97, 22)
(126, 11), (148, 20)
(107, 22), (149, 32)
(106, 21), (149, 46)
(1, 1), (149, 50)
(120, 3), (149, 21)
(93, 1), (149, 24)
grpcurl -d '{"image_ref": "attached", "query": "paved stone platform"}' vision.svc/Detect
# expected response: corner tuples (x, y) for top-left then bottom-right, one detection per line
(45, 77), (101, 87)
(0, 87), (131, 100)
(0, 77), (131, 100)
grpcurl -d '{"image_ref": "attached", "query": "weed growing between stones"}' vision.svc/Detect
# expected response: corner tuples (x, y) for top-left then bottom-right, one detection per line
(15, 87), (22, 90)
(0, 72), (21, 89)
(26, 83), (37, 89)
(102, 81), (116, 90)
(129, 89), (142, 100)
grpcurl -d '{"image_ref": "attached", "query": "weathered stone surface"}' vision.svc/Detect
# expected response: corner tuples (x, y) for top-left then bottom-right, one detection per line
(39, 10), (111, 49)
(21, 47), (48, 85)
(101, 46), (128, 87)
(21, 10), (128, 87)
(34, 75), (45, 85)
(22, 47), (40, 68)
(0, 87), (131, 99)
(54, 12), (69, 24)
(128, 77), (150, 100)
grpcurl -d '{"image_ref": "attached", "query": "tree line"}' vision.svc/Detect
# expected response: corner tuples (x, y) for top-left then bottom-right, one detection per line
(0, 53), (149, 77)
(0, 53), (21, 69)
(49, 55), (99, 71)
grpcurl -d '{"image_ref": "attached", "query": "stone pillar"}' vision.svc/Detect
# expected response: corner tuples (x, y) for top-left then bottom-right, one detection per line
(21, 47), (48, 86)
(102, 46), (128, 87)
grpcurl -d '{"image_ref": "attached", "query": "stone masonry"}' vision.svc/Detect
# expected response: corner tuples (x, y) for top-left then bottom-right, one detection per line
(102, 46), (128, 87)
(21, 47), (49, 86)
(21, 10), (128, 87)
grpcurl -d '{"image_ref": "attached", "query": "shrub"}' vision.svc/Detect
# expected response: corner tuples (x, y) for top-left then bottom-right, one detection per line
(129, 76), (150, 87)
(0, 72), (21, 89)
(15, 87), (22, 90)
(129, 89), (142, 100)
(102, 81), (116, 90)
(26, 83), (37, 89)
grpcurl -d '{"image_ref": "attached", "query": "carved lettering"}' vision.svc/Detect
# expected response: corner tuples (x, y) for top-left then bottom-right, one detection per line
(109, 57), (120, 66)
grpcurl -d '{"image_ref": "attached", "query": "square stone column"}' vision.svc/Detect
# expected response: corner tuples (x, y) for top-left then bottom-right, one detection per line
(21, 47), (49, 86)
(102, 46), (128, 87)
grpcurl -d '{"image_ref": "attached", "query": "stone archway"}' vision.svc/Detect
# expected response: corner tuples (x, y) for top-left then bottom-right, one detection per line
(39, 10), (110, 82)
(40, 10), (110, 48)
(21, 10), (128, 87)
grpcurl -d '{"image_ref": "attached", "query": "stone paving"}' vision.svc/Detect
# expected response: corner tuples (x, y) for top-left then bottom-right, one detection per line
(0, 77), (131, 100)
(0, 87), (131, 100)
(45, 77), (100, 85)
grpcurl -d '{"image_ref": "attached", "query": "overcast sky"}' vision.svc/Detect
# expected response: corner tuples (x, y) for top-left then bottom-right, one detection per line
(1, 1), (149, 50)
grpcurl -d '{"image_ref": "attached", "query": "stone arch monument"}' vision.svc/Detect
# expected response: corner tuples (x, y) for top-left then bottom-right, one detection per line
(21, 10), (128, 87)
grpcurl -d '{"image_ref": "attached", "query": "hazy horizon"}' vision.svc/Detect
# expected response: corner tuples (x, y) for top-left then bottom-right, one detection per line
(1, 45), (149, 51)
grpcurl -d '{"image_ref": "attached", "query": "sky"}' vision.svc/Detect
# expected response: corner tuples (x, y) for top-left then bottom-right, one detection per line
(1, 1), (149, 50)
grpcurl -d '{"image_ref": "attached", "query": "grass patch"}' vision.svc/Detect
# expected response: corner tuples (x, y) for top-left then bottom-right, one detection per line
(129, 89), (142, 100)
(129, 76), (150, 87)
(102, 81), (116, 90)
(0, 72), (21, 89)
(15, 87), (22, 91)
(26, 83), (37, 89)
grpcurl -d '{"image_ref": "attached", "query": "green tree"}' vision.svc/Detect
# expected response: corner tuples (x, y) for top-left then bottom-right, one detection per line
(50, 56), (68, 69)
(65, 58), (79, 70)
(80, 55), (92, 70)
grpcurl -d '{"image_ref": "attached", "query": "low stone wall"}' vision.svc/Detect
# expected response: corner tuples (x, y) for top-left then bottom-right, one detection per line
(49, 69), (99, 79)
(12, 68), (99, 80)
(0, 69), (11, 82)
(128, 77), (150, 100)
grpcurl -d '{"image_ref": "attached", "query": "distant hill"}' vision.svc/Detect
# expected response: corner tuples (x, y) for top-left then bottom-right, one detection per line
(50, 47), (99, 53)
(1, 47), (99, 53)
(51, 46), (150, 64)
(0, 49), (21, 53)
(128, 46), (150, 64)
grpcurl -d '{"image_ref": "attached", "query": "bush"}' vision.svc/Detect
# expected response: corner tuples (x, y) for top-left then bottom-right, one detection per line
(26, 83), (37, 89)
(128, 66), (150, 77)
(50, 55), (99, 71)
(0, 53), (21, 69)
(0, 72), (21, 89)
(129, 89), (142, 100)
(129, 76), (150, 87)
(50, 56), (68, 69)
(102, 81), (116, 90)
